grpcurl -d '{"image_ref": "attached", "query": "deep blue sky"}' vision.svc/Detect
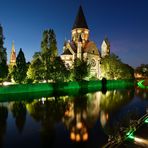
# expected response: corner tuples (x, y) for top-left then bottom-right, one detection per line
(0, 0), (148, 67)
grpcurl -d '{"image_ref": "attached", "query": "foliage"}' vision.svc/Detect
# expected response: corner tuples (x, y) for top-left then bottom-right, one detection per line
(72, 58), (90, 81)
(41, 29), (58, 82)
(135, 64), (148, 77)
(12, 48), (27, 83)
(100, 53), (134, 80)
(0, 60), (8, 83)
(51, 57), (70, 82)
(27, 52), (44, 82)
(27, 29), (70, 83)
(0, 25), (8, 83)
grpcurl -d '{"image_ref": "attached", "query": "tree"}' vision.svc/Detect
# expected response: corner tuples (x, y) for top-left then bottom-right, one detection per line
(72, 58), (90, 81)
(0, 60), (8, 84)
(135, 64), (148, 77)
(100, 53), (134, 80)
(27, 52), (44, 82)
(0, 24), (8, 84)
(51, 57), (70, 82)
(41, 29), (58, 82)
(12, 48), (27, 83)
(27, 29), (58, 83)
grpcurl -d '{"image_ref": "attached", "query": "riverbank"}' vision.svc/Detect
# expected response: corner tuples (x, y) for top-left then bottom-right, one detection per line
(0, 79), (134, 96)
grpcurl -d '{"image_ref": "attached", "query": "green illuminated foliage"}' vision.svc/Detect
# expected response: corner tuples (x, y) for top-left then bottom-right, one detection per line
(72, 58), (90, 81)
(27, 29), (59, 82)
(100, 53), (134, 80)
(51, 57), (70, 82)
(27, 52), (44, 82)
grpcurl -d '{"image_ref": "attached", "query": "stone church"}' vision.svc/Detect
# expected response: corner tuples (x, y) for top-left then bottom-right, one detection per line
(60, 6), (110, 79)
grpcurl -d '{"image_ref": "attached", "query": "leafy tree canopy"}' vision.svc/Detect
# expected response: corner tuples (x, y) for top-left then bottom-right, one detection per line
(12, 48), (27, 83)
(100, 53), (134, 80)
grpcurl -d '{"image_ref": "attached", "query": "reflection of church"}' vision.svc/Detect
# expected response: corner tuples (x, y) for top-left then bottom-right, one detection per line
(60, 6), (110, 78)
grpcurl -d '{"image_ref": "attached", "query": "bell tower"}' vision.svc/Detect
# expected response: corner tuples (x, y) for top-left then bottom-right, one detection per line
(71, 6), (89, 47)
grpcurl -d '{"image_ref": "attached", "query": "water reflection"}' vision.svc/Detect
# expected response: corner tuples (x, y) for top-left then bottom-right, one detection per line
(0, 87), (147, 148)
(0, 105), (8, 147)
(10, 102), (26, 133)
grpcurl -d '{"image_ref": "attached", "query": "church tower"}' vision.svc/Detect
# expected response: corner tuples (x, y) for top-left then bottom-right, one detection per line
(10, 41), (16, 66)
(72, 6), (89, 47)
(101, 38), (110, 58)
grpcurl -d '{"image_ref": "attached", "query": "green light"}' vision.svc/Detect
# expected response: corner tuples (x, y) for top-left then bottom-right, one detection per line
(128, 133), (135, 140)
(126, 130), (135, 140)
(137, 80), (148, 89)
(144, 118), (148, 123)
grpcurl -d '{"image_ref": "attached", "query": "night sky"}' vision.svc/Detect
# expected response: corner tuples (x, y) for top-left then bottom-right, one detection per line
(0, 0), (148, 67)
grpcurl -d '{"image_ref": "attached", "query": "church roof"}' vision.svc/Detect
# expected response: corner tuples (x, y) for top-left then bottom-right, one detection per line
(61, 49), (72, 55)
(72, 6), (89, 30)
(84, 41), (100, 55)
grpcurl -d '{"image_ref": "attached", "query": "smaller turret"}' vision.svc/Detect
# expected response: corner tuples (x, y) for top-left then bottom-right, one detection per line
(101, 37), (110, 58)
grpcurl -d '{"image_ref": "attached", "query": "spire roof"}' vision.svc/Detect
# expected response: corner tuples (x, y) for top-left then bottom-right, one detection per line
(11, 41), (15, 52)
(72, 6), (89, 30)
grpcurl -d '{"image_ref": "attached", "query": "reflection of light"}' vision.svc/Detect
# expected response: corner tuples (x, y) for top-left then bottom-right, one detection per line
(76, 134), (81, 142)
(76, 122), (83, 129)
(134, 137), (148, 146)
(83, 133), (88, 141)
(41, 97), (46, 104)
(100, 111), (109, 127)
(70, 132), (75, 140)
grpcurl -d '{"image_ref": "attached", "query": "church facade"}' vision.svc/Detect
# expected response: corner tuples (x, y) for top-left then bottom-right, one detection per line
(60, 6), (110, 79)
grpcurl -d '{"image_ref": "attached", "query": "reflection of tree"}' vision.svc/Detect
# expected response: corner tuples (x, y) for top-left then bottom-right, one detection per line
(0, 105), (8, 147)
(11, 102), (26, 133)
(26, 97), (68, 147)
(100, 89), (134, 112)
(100, 89), (135, 136)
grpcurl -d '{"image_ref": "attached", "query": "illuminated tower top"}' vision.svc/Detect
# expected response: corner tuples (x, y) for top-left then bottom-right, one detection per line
(10, 41), (16, 66)
(72, 6), (89, 46)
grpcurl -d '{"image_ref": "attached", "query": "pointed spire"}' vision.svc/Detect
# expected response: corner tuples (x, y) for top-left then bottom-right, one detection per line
(12, 40), (15, 52)
(10, 41), (16, 65)
(72, 5), (89, 30)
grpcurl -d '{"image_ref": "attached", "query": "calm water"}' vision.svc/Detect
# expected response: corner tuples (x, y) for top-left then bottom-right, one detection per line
(0, 87), (148, 148)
